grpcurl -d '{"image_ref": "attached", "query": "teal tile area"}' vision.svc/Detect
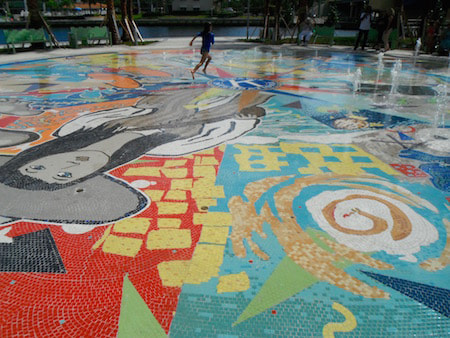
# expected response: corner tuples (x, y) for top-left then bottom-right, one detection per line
(320, 166), (332, 172)
(198, 117), (449, 336)
(323, 156), (341, 162)
(351, 156), (373, 163)
(331, 146), (357, 152)
(171, 289), (449, 337)
(300, 147), (321, 153)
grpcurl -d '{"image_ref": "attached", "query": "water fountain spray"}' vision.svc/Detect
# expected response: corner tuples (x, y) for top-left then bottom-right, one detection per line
(390, 59), (402, 95)
(374, 52), (384, 94)
(434, 84), (448, 128)
(413, 38), (421, 66)
(377, 52), (385, 73)
(353, 68), (362, 93)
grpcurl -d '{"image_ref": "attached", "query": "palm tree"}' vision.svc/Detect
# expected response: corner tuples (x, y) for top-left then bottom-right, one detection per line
(106, 0), (121, 44)
(119, 0), (143, 43)
(120, 0), (132, 42)
(262, 0), (270, 39)
(26, 0), (59, 47)
(273, 0), (281, 41)
(26, 0), (40, 28)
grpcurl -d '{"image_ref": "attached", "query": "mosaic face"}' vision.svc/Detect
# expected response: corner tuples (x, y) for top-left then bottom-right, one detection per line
(0, 46), (448, 337)
(19, 150), (110, 183)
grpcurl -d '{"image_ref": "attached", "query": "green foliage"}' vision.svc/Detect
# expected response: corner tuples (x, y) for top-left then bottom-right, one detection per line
(45, 0), (75, 11)
(46, 0), (60, 10)
(227, 0), (245, 12)
(324, 3), (339, 26)
(61, 0), (73, 8)
(249, 0), (265, 14)
(123, 40), (158, 46)
(398, 38), (415, 49)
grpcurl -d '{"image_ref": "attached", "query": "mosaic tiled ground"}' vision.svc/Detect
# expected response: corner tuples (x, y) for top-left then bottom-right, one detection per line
(0, 44), (449, 336)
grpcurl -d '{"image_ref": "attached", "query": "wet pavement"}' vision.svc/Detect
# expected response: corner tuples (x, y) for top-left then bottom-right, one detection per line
(0, 39), (449, 336)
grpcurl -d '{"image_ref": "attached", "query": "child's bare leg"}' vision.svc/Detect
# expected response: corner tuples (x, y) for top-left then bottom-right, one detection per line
(191, 63), (202, 79)
(202, 54), (211, 73)
(191, 54), (207, 79)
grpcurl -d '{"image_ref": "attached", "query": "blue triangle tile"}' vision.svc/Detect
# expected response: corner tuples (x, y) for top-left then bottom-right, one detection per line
(398, 132), (414, 140)
(360, 270), (449, 317)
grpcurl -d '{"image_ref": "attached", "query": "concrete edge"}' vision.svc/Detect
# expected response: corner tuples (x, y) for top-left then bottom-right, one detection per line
(0, 37), (448, 65)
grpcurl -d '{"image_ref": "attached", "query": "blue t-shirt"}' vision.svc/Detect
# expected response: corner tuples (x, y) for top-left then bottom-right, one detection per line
(197, 32), (215, 52)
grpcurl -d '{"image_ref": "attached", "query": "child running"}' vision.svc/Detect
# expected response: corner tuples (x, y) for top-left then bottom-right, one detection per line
(189, 22), (215, 79)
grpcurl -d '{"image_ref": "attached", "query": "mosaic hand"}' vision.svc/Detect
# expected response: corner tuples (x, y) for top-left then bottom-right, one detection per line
(228, 196), (269, 260)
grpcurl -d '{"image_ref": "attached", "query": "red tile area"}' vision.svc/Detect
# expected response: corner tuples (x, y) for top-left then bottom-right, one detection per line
(0, 116), (19, 128)
(0, 148), (224, 336)
(390, 164), (428, 177)
(1, 223), (122, 336)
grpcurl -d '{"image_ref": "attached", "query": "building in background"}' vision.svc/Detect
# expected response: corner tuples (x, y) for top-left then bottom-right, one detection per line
(172, 0), (216, 13)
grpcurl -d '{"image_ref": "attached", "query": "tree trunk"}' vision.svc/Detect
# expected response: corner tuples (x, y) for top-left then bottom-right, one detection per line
(274, 1), (281, 42)
(263, 0), (270, 40)
(120, 0), (132, 42)
(26, 0), (59, 47)
(106, 0), (121, 45)
(128, 0), (143, 42)
(26, 0), (41, 28)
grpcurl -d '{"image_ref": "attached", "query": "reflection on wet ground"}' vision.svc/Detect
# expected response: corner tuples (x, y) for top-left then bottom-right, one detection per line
(0, 45), (448, 336)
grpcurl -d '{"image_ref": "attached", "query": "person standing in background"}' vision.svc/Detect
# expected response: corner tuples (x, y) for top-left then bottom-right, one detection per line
(354, 6), (373, 51)
(298, 16), (315, 46)
(382, 8), (396, 51)
(190, 22), (215, 79)
(374, 10), (387, 51)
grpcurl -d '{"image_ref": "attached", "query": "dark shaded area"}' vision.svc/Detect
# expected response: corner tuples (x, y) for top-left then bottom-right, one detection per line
(0, 228), (66, 273)
(361, 270), (450, 317)
(360, 83), (437, 95)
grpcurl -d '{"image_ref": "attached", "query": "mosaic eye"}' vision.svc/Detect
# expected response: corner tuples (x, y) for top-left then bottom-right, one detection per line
(57, 171), (72, 178)
(30, 165), (45, 170)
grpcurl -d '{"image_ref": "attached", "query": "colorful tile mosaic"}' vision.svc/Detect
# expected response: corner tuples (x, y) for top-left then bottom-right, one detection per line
(0, 45), (448, 336)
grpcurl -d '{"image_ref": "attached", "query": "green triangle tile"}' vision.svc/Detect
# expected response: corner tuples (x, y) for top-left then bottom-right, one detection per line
(233, 256), (319, 326)
(118, 275), (167, 338)
(234, 229), (375, 326)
